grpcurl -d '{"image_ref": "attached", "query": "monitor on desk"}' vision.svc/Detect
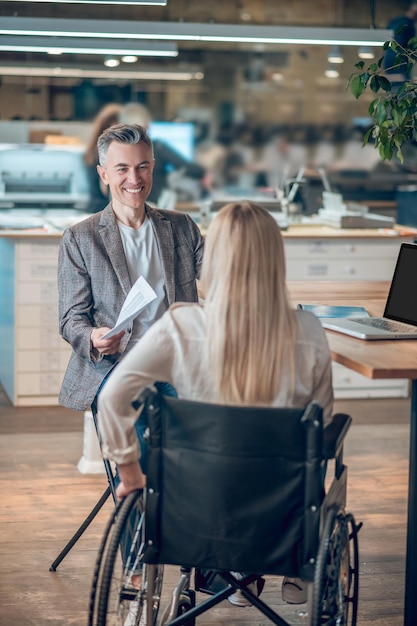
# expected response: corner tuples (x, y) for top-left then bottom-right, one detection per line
(148, 121), (195, 161)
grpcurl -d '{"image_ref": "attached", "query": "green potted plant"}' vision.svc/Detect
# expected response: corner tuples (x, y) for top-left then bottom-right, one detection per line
(348, 32), (417, 162)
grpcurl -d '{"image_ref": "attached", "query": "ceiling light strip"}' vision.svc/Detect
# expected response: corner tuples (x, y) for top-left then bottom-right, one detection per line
(0, 36), (178, 56)
(0, 17), (393, 46)
(0, 0), (167, 4)
(0, 65), (204, 80)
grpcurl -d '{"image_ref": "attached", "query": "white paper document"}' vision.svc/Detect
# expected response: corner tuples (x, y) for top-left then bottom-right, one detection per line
(101, 276), (157, 339)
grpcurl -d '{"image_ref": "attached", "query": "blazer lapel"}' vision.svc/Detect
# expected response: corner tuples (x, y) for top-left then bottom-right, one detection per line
(146, 205), (175, 305)
(98, 205), (132, 297)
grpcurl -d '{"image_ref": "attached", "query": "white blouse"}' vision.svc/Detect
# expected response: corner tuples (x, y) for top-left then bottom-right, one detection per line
(97, 303), (334, 465)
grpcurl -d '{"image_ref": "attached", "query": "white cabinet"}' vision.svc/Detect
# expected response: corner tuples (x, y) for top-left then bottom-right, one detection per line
(331, 363), (409, 400)
(0, 236), (71, 406)
(283, 235), (410, 281)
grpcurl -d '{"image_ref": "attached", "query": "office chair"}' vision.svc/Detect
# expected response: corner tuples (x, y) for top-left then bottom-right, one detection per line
(89, 390), (361, 626)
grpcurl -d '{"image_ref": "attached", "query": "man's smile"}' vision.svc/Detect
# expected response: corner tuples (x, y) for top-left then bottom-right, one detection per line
(124, 187), (144, 193)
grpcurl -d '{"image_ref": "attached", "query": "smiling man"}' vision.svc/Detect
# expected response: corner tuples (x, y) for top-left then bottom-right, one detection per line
(58, 124), (204, 420)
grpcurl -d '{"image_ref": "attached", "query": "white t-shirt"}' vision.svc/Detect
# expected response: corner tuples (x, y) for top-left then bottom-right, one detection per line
(117, 216), (167, 344)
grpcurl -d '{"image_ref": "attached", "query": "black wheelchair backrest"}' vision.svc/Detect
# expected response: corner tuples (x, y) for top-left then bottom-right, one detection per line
(143, 392), (325, 581)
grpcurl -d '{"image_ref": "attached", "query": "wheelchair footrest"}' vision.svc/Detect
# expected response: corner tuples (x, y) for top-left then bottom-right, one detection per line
(194, 569), (228, 595)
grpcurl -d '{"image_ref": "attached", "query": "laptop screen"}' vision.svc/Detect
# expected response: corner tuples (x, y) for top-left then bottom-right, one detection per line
(384, 243), (417, 326)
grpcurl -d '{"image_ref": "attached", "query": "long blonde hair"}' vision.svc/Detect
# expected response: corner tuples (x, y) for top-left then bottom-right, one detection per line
(200, 201), (297, 405)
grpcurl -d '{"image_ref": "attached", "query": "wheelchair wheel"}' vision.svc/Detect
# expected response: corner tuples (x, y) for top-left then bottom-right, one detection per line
(89, 494), (124, 626)
(89, 489), (164, 626)
(311, 505), (360, 626)
(158, 592), (195, 626)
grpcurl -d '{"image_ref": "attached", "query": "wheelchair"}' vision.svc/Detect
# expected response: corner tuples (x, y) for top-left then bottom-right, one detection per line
(89, 389), (361, 626)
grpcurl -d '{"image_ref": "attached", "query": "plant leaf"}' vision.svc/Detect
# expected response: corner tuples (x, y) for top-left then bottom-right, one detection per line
(392, 108), (406, 126)
(363, 127), (373, 146)
(370, 75), (380, 93)
(348, 36), (417, 163)
(378, 76), (392, 92)
(409, 36), (417, 51)
(375, 102), (388, 125)
(350, 74), (365, 99)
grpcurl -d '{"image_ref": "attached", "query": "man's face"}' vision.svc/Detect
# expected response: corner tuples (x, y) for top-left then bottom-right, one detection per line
(97, 141), (154, 213)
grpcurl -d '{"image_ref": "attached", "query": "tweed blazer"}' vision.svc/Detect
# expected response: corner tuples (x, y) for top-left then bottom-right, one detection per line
(58, 203), (204, 411)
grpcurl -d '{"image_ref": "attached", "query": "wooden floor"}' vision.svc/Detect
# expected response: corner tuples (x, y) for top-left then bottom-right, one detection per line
(0, 387), (410, 626)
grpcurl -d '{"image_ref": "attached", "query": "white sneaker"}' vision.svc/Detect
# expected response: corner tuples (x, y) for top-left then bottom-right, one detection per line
(123, 601), (146, 626)
(228, 581), (258, 607)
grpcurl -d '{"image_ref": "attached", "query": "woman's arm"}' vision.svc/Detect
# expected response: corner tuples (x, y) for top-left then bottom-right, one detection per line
(97, 314), (174, 465)
(312, 333), (334, 427)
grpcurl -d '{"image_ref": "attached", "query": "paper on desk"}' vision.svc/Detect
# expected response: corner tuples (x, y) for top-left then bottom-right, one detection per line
(101, 276), (157, 339)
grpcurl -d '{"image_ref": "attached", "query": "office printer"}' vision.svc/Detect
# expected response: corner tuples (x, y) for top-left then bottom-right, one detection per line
(0, 143), (90, 211)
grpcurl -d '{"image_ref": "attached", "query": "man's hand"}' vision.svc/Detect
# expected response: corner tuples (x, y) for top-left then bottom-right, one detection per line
(91, 328), (125, 355)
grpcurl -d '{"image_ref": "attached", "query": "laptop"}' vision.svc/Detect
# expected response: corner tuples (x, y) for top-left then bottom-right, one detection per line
(320, 242), (417, 340)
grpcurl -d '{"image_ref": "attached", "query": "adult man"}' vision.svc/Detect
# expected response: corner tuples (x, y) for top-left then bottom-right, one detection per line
(58, 124), (204, 418)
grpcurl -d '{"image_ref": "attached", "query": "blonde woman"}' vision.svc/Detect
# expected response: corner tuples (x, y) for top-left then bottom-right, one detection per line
(97, 200), (333, 605)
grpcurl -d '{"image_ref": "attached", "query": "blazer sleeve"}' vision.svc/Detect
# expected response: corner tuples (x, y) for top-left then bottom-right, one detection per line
(58, 227), (100, 361)
(184, 212), (204, 279)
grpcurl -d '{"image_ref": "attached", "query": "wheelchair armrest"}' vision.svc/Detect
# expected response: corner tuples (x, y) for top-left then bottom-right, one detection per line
(323, 413), (352, 460)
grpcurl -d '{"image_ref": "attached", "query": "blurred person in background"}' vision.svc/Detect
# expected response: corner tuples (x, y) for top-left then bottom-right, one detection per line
(220, 123), (266, 189)
(311, 125), (338, 170)
(259, 126), (292, 192)
(383, 2), (417, 82)
(195, 128), (229, 191)
(84, 103), (122, 212)
(328, 126), (382, 172)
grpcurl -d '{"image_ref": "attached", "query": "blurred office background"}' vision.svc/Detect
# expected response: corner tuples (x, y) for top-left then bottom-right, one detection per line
(0, 0), (416, 214)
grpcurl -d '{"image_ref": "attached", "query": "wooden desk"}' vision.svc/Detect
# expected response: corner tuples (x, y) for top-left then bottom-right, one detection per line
(288, 281), (417, 626)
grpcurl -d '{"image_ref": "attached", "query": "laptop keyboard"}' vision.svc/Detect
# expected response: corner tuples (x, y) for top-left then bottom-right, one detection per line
(353, 317), (417, 334)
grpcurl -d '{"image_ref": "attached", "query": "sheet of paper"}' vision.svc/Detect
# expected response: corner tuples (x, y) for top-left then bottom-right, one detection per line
(101, 276), (157, 339)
